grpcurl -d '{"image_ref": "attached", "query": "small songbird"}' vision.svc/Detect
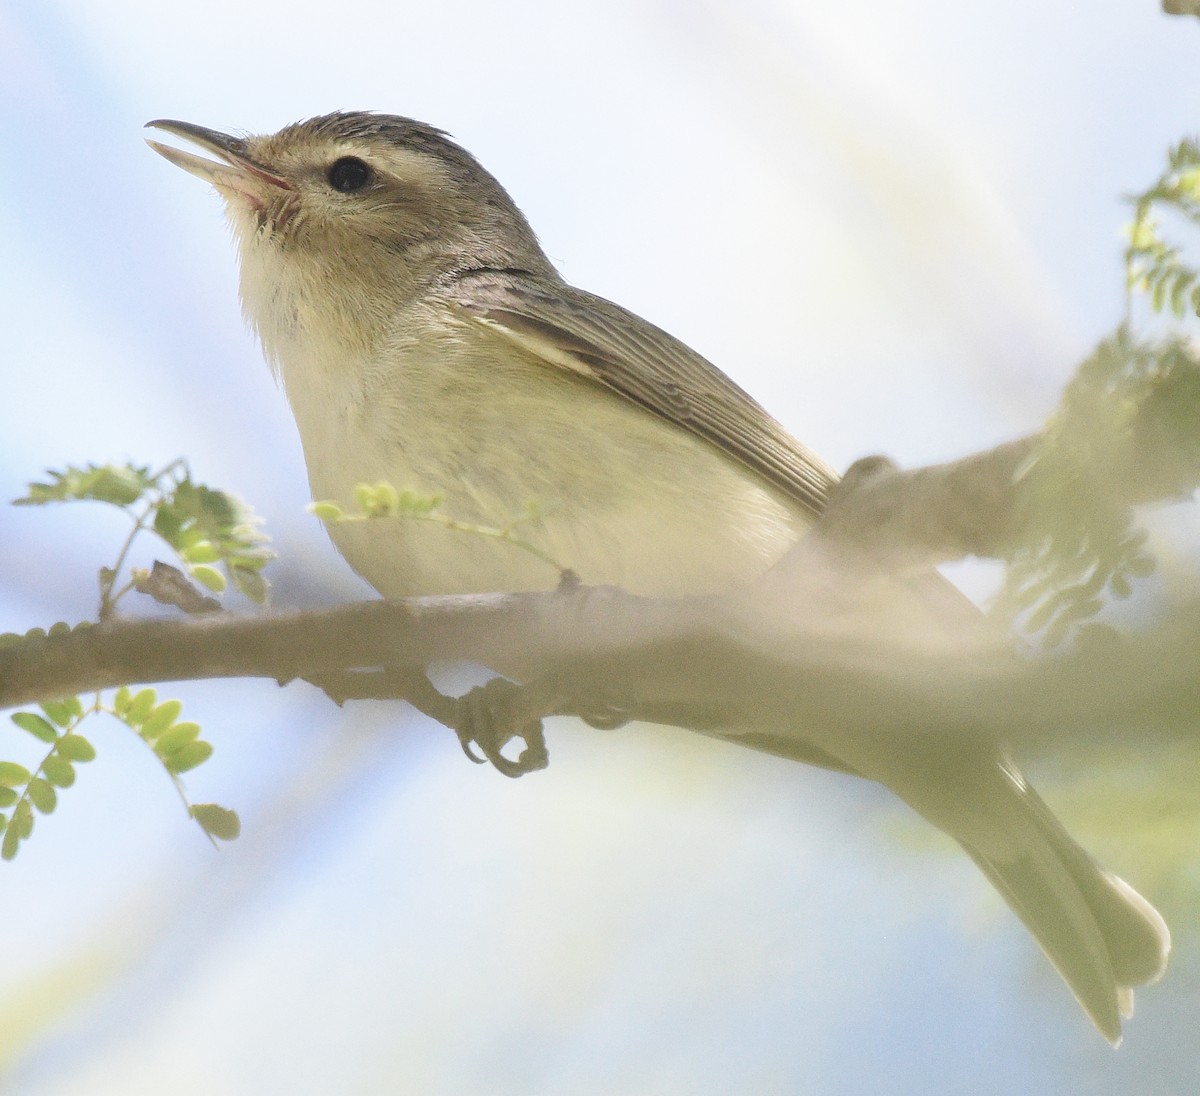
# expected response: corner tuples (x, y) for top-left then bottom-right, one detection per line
(147, 112), (1169, 1042)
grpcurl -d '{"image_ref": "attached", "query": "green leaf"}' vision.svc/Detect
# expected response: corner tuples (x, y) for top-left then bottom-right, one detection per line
(0, 762), (31, 787)
(1126, 555), (1157, 577)
(1043, 616), (1071, 650)
(1066, 597), (1104, 622)
(112, 685), (133, 716)
(13, 800), (33, 838)
(139, 700), (183, 741)
(192, 803), (240, 841)
(0, 788), (19, 808)
(189, 565), (227, 593)
(1026, 589), (1068, 634)
(153, 504), (183, 546)
(309, 500), (344, 522)
(1170, 272), (1191, 318)
(181, 542), (221, 564)
(12, 712), (58, 743)
(165, 740), (213, 774)
(57, 735), (97, 762)
(27, 779), (56, 814)
(40, 697), (82, 727)
(155, 722), (201, 755)
(231, 566), (269, 604)
(1109, 573), (1133, 599)
(1151, 271), (1169, 313)
(41, 756), (75, 788)
(374, 481), (400, 512)
(14, 463), (155, 508)
(125, 688), (158, 726)
(353, 483), (376, 512)
(1, 824), (19, 860)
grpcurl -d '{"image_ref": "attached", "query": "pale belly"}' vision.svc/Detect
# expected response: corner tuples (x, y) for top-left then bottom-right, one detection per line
(280, 335), (808, 599)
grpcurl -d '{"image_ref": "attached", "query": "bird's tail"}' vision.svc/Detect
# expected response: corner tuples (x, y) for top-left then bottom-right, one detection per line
(938, 760), (1169, 1044)
(728, 728), (1169, 1042)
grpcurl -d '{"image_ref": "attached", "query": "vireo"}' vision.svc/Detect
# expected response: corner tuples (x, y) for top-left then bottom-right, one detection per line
(147, 112), (1168, 1042)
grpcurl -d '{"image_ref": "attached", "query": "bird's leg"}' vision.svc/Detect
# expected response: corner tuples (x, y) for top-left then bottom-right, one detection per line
(306, 661), (634, 778)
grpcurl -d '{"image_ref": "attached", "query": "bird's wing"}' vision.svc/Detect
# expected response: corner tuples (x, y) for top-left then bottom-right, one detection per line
(442, 270), (838, 518)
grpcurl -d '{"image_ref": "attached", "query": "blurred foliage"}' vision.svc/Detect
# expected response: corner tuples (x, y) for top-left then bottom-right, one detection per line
(1126, 137), (1200, 320)
(995, 138), (1200, 647)
(1048, 742), (1200, 951)
(995, 330), (1199, 645)
(904, 140), (1200, 936)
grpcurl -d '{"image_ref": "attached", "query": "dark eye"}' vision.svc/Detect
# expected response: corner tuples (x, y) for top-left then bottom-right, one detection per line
(326, 156), (372, 193)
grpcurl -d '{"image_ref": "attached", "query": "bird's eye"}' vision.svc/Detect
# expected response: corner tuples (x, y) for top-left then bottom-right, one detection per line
(326, 156), (372, 193)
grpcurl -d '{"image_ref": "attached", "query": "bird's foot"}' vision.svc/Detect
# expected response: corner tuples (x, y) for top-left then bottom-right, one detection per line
(453, 677), (550, 778)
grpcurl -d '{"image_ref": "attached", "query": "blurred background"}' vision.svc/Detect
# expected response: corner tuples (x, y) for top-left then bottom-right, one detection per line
(1, 1), (1198, 1092)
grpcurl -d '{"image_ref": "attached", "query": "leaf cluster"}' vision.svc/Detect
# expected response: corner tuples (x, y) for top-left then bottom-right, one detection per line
(0, 696), (95, 860)
(997, 331), (1200, 645)
(995, 139), (1200, 646)
(0, 680), (239, 859)
(311, 483), (568, 577)
(15, 460), (274, 617)
(1126, 137), (1200, 320)
(1, 460), (260, 858)
(109, 686), (238, 843)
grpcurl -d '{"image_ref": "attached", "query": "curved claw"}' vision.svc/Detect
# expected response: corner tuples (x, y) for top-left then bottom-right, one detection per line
(455, 731), (489, 766)
(487, 723), (549, 778)
(453, 678), (550, 778)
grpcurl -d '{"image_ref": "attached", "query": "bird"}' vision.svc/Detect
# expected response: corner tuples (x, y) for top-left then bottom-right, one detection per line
(146, 111), (1169, 1042)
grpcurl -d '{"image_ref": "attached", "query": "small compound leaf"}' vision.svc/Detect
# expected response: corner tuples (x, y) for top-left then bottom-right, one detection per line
(27, 779), (56, 814)
(12, 712), (58, 743)
(57, 735), (97, 763)
(155, 722), (201, 755)
(39, 698), (81, 727)
(181, 542), (220, 564)
(189, 565), (227, 593)
(191, 803), (240, 841)
(139, 700), (183, 741)
(230, 566), (269, 604)
(15, 463), (154, 508)
(112, 686), (133, 716)
(0, 762), (32, 787)
(1, 823), (19, 860)
(1126, 555), (1157, 577)
(13, 800), (33, 838)
(42, 756), (75, 788)
(1043, 616), (1071, 651)
(126, 689), (158, 726)
(0, 788), (18, 808)
(309, 500), (343, 522)
(164, 740), (213, 774)
(1066, 597), (1105, 622)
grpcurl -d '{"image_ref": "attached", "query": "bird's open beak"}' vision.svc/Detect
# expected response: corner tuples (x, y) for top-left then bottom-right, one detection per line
(145, 119), (292, 199)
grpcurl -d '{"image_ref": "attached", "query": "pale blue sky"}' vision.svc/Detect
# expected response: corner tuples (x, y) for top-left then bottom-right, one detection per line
(1, 2), (1197, 1093)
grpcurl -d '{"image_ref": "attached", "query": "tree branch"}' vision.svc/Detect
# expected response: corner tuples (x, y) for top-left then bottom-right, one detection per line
(3, 408), (1198, 764)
